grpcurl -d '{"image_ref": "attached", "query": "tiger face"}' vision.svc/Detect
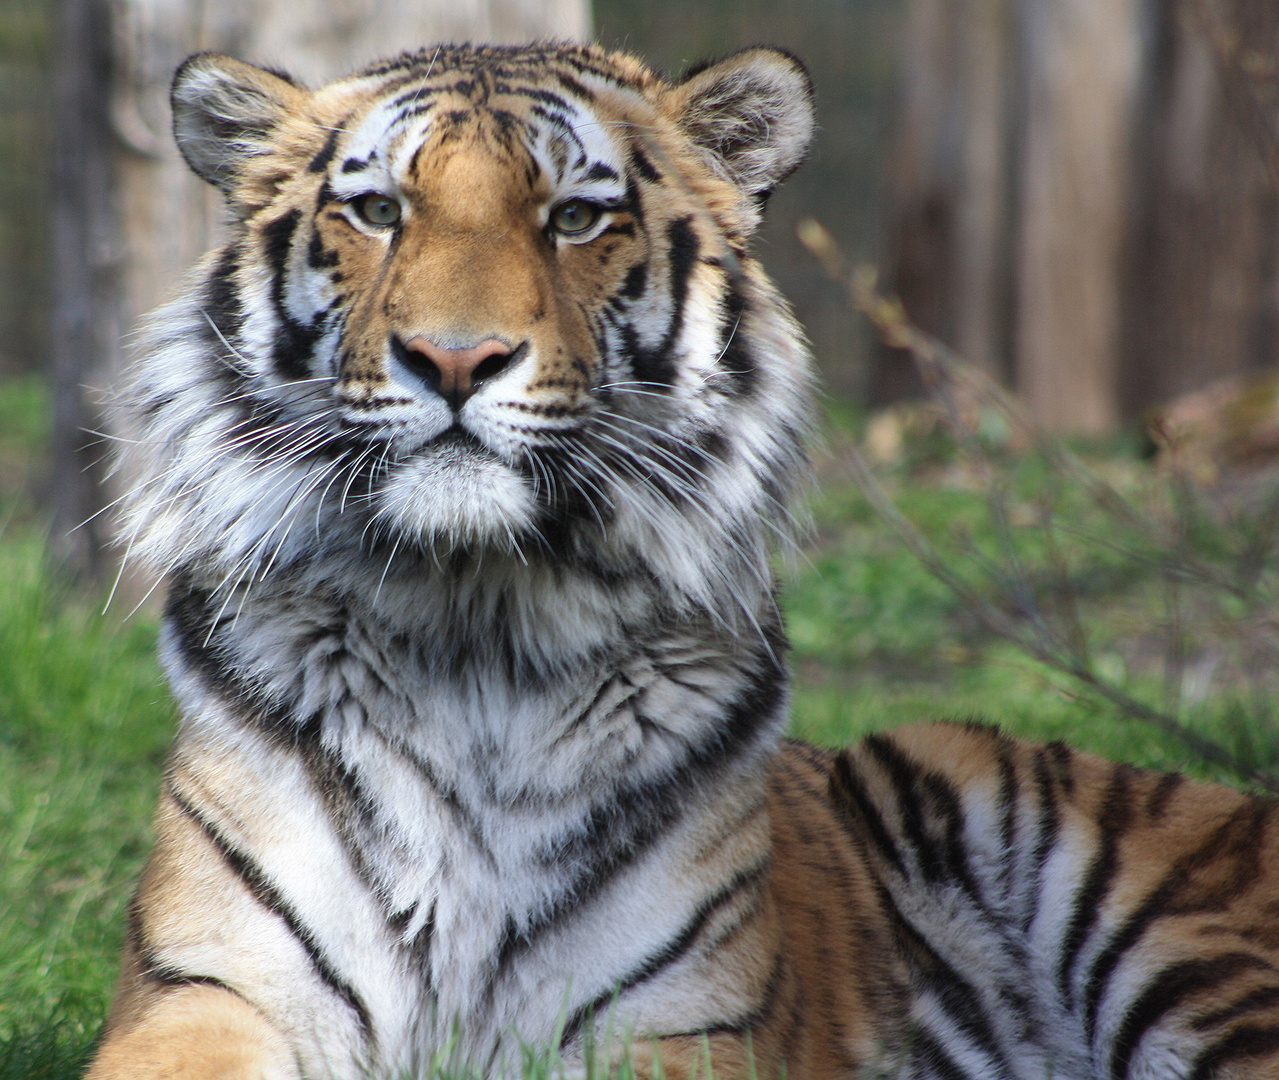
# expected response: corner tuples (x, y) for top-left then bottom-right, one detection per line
(138, 44), (814, 587)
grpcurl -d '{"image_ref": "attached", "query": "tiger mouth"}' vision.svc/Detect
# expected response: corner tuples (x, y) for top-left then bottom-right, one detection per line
(427, 424), (487, 453)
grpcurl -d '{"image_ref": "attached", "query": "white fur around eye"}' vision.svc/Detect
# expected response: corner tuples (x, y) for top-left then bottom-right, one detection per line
(107, 43), (821, 1079)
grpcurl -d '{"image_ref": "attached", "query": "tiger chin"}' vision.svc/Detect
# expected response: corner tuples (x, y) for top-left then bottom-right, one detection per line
(90, 41), (1279, 1080)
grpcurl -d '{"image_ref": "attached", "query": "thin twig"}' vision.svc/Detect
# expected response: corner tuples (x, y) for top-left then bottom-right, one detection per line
(798, 218), (1279, 792)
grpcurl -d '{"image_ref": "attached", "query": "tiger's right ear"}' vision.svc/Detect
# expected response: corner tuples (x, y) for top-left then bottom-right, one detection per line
(171, 54), (307, 196)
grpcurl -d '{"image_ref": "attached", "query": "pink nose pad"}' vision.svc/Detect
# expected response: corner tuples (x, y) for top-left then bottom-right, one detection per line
(402, 336), (514, 406)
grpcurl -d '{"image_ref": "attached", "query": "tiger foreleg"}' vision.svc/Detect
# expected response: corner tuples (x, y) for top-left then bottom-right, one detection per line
(87, 982), (298, 1080)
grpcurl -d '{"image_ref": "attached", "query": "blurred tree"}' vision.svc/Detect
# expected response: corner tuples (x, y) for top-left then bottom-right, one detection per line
(1119, 0), (1279, 415)
(52, 0), (590, 582)
(0, 0), (52, 377)
(878, 0), (1279, 433)
(50, 0), (112, 577)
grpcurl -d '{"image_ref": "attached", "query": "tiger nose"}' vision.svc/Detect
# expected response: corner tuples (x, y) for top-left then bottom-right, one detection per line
(400, 335), (515, 408)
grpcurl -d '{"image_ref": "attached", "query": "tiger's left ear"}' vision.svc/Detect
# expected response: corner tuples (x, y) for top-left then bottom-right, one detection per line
(171, 53), (309, 200)
(663, 48), (814, 202)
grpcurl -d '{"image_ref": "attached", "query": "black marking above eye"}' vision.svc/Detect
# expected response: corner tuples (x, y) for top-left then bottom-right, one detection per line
(308, 128), (341, 173)
(352, 193), (402, 228)
(584, 162), (619, 182)
(630, 146), (661, 183)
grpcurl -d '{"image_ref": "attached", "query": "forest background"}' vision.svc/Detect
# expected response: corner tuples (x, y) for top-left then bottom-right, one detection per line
(3, 0), (1279, 1075)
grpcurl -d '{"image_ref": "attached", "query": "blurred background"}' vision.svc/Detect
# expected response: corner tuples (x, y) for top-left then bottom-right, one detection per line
(1, 0), (1278, 575)
(5, 0), (1278, 580)
(4, 2), (1279, 1057)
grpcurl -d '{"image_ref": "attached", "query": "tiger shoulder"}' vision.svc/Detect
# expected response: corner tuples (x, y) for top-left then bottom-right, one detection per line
(88, 40), (1279, 1080)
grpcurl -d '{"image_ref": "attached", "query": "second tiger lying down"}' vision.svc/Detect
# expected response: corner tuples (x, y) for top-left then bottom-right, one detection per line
(89, 41), (1279, 1080)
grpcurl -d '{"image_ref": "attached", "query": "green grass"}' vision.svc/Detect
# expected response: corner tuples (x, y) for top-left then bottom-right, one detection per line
(784, 410), (1279, 787)
(0, 378), (1274, 1075)
(0, 379), (171, 1072)
(784, 476), (1207, 769)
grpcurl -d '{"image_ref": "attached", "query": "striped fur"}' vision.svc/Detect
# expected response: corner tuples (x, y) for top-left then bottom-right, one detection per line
(90, 42), (1279, 1080)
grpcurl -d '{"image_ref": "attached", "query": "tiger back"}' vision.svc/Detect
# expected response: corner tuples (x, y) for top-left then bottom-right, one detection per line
(89, 41), (1279, 1080)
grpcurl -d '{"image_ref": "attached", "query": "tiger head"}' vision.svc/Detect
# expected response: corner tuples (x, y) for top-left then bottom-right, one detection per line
(121, 43), (815, 627)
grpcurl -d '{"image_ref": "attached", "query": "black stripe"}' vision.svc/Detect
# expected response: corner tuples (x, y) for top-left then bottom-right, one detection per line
(260, 208), (324, 380)
(619, 261), (647, 300)
(1144, 771), (1184, 819)
(1045, 741), (1076, 794)
(626, 217), (699, 387)
(308, 127), (341, 173)
(864, 734), (946, 877)
(907, 947), (1016, 1077)
(1082, 798), (1276, 1041)
(1193, 984), (1279, 1031)
(848, 780), (1020, 1077)
(304, 737), (391, 899)
(623, 175), (645, 227)
(130, 895), (245, 995)
(630, 146), (661, 182)
(715, 283), (757, 395)
(396, 102), (436, 126)
(307, 230), (339, 270)
(829, 748), (908, 877)
(166, 781), (374, 1040)
(377, 729), (492, 858)
(146, 966), (241, 994)
(1109, 953), (1273, 1080)
(861, 734), (987, 910)
(203, 246), (243, 347)
(1188, 1024), (1279, 1080)
(551, 69), (593, 101)
(197, 245), (253, 404)
(496, 640), (786, 989)
(1021, 746), (1062, 935)
(263, 208), (301, 270)
(839, 804), (1016, 1077)
(164, 579), (298, 732)
(559, 858), (771, 1048)
(994, 738), (1019, 897)
(492, 83), (572, 112)
(530, 104), (574, 131)
(690, 948), (786, 1038)
(1056, 763), (1134, 1003)
(392, 84), (438, 109)
(908, 1027), (976, 1080)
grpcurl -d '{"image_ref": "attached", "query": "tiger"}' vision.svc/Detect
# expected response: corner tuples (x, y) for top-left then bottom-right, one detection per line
(87, 40), (1279, 1080)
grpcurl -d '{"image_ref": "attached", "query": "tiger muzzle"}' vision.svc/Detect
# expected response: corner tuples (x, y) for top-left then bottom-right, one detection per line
(393, 334), (525, 410)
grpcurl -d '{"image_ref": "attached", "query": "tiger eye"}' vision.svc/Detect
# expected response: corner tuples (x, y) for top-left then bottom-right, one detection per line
(550, 198), (601, 236)
(354, 193), (401, 227)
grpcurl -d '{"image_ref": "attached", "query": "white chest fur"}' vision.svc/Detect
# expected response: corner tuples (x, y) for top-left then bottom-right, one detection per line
(160, 571), (785, 1076)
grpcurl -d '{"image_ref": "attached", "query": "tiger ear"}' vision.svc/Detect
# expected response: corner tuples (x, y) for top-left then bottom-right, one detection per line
(663, 48), (815, 202)
(171, 53), (307, 196)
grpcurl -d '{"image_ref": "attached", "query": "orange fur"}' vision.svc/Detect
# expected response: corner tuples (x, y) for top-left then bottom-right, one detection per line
(92, 41), (1279, 1080)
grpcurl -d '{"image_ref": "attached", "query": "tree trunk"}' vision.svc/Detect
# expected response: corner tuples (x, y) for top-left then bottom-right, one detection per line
(1118, 0), (1279, 413)
(878, 0), (1279, 433)
(876, 0), (1016, 403)
(1014, 0), (1141, 434)
(50, 0), (115, 579)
